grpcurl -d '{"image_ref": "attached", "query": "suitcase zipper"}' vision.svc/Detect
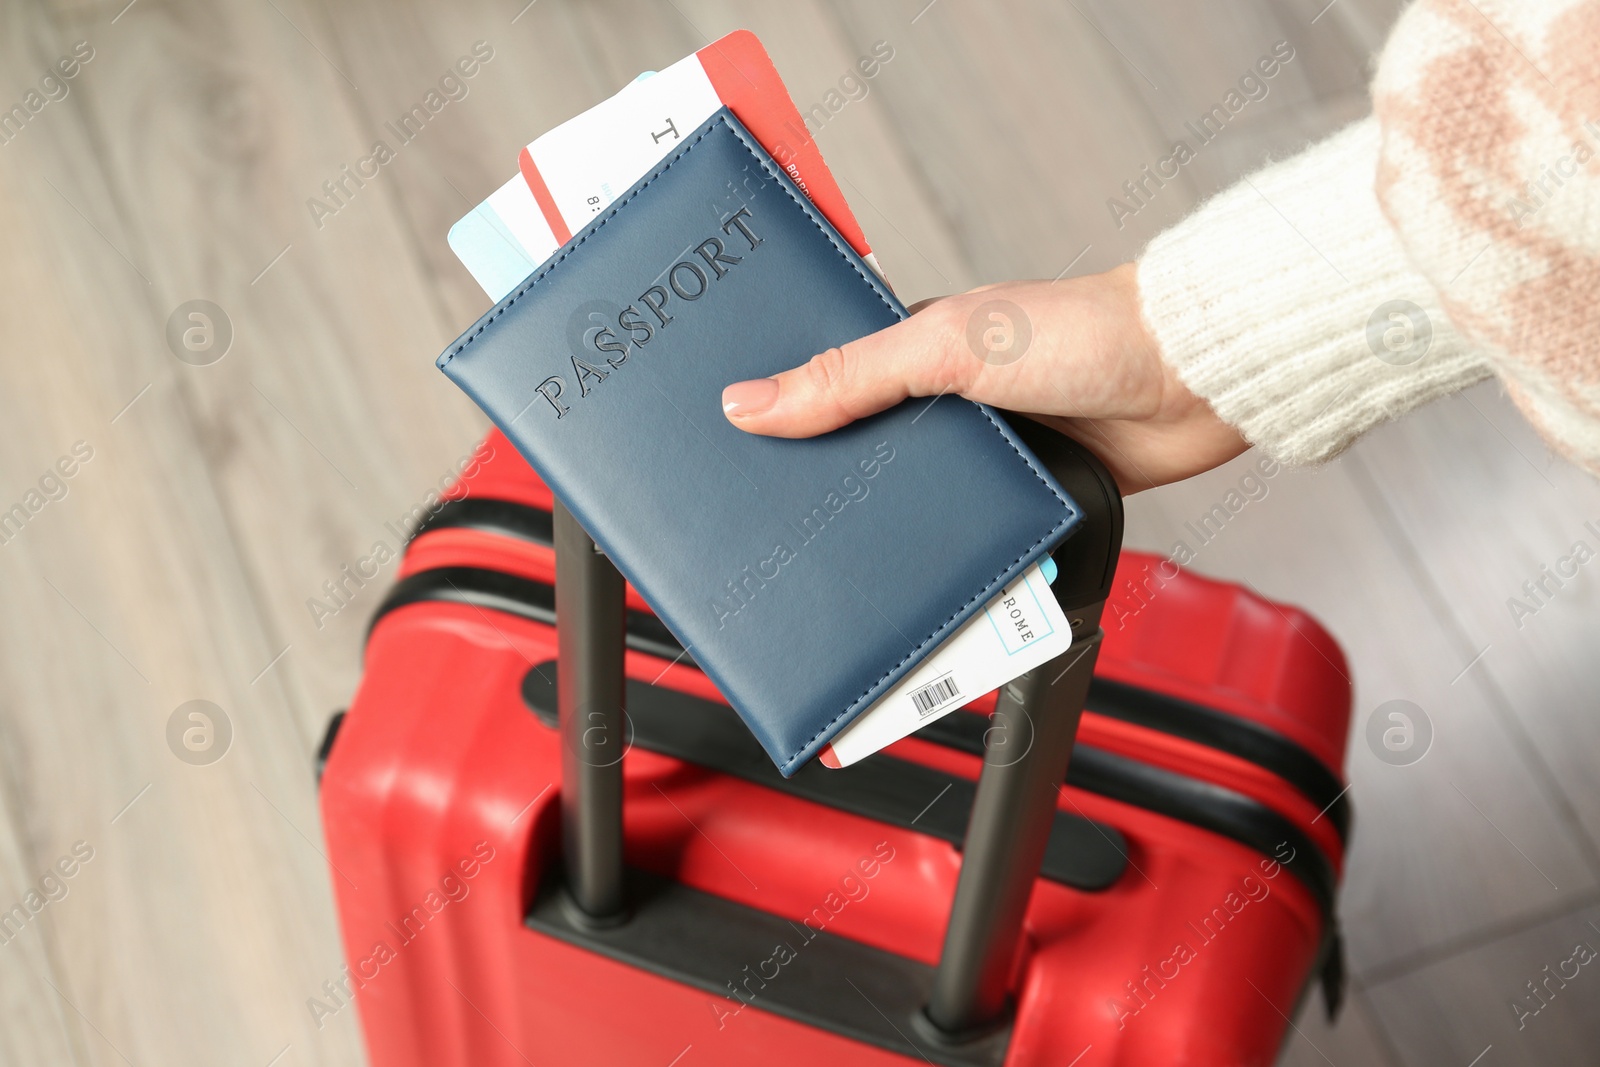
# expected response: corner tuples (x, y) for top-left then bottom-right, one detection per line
(402, 498), (1350, 841)
(367, 558), (1343, 918)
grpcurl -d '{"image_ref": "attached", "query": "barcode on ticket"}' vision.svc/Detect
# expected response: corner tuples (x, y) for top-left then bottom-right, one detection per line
(910, 675), (961, 718)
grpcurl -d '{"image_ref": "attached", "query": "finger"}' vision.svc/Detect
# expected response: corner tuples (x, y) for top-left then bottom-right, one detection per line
(721, 304), (974, 438)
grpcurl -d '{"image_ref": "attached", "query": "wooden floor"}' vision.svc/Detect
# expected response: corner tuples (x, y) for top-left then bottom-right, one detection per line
(2, 0), (1597, 1063)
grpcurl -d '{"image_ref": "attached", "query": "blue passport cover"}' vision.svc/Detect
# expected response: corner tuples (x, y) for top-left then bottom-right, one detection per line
(439, 109), (1081, 775)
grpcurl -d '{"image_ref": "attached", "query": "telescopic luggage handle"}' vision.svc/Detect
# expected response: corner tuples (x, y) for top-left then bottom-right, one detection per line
(552, 415), (1124, 1039)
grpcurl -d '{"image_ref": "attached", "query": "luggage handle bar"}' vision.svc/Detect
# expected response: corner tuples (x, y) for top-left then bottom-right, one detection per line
(554, 417), (1124, 1038)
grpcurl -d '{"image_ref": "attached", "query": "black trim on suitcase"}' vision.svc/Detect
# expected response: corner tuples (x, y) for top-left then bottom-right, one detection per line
(520, 661), (1128, 893)
(412, 496), (554, 545)
(521, 660), (1336, 922)
(377, 550), (1350, 844)
(315, 710), (344, 784)
(373, 565), (689, 666)
(890, 682), (1351, 860)
(369, 565), (1342, 904)
(915, 713), (1340, 911)
(1078, 678), (1350, 841)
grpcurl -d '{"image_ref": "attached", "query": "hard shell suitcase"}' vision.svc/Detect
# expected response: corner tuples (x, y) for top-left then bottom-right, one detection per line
(318, 419), (1352, 1066)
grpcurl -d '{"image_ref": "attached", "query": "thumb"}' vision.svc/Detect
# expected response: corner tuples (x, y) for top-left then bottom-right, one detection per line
(721, 301), (972, 438)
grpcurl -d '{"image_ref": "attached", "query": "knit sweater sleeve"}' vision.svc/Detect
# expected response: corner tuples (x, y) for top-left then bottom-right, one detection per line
(1136, 0), (1600, 472)
(1137, 118), (1490, 466)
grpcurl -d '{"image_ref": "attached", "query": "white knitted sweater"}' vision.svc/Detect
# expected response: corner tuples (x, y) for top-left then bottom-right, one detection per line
(1138, 0), (1600, 474)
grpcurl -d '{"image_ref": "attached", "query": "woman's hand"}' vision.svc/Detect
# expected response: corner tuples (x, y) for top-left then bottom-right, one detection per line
(719, 263), (1248, 493)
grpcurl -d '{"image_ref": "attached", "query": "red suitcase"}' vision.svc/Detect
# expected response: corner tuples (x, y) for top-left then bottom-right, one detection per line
(318, 420), (1351, 1067)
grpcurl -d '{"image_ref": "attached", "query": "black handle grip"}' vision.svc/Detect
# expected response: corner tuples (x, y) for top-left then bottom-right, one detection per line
(1007, 414), (1124, 617)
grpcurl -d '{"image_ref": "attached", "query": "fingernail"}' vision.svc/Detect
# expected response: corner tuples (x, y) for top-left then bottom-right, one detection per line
(722, 378), (779, 418)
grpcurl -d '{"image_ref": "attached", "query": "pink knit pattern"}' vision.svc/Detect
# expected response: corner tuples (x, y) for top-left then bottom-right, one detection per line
(1374, 0), (1600, 470)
